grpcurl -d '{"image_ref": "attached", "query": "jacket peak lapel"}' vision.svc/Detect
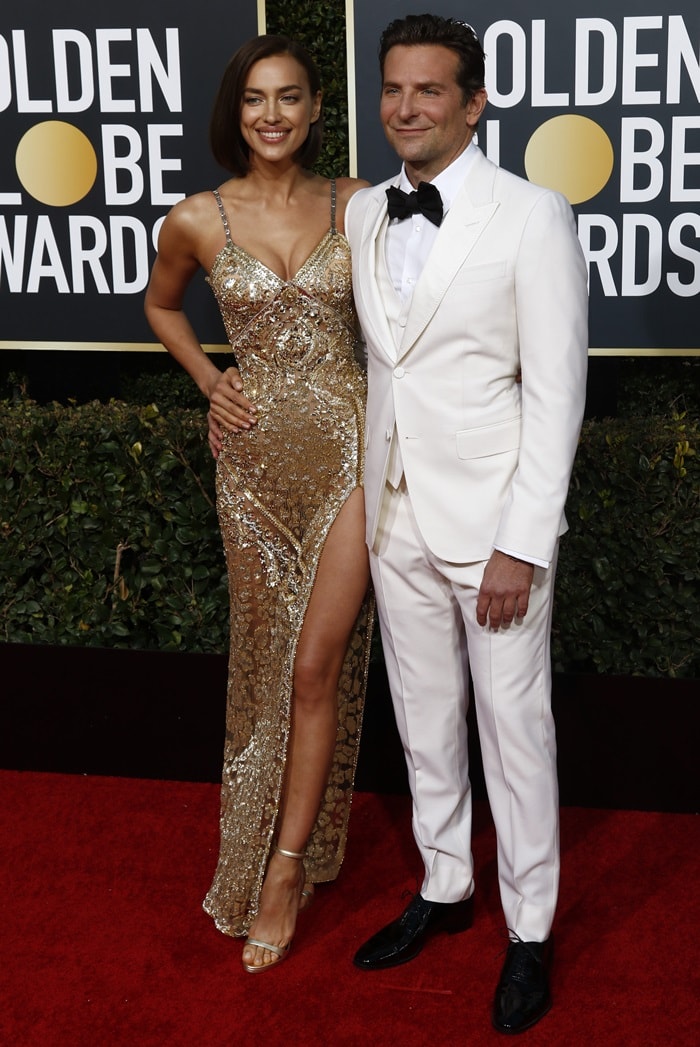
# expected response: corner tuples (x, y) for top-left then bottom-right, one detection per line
(357, 188), (398, 360)
(398, 197), (499, 356)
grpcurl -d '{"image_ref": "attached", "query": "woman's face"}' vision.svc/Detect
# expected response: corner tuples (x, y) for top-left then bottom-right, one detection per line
(239, 53), (321, 166)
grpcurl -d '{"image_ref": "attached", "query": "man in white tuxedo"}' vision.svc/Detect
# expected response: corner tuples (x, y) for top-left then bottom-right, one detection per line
(344, 14), (588, 1034)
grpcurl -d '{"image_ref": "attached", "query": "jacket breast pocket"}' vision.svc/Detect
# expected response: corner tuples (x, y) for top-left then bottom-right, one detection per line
(456, 416), (521, 460)
(452, 260), (507, 285)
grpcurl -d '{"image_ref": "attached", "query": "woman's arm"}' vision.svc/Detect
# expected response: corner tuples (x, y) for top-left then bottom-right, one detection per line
(145, 200), (222, 396)
(145, 199), (257, 445)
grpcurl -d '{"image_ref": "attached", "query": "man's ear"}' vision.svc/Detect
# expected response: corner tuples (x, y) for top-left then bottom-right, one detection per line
(466, 88), (488, 128)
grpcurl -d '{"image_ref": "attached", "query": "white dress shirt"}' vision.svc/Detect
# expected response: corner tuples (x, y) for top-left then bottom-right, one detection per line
(385, 142), (477, 301)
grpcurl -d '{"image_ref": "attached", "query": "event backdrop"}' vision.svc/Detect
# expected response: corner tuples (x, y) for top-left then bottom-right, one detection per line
(0, 0), (261, 351)
(348, 0), (700, 354)
(2, 3), (698, 355)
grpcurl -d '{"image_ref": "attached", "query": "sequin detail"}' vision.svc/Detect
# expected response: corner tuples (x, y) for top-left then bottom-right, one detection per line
(202, 211), (372, 938)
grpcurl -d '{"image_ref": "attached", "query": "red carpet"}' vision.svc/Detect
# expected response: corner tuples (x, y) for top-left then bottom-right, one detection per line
(0, 771), (698, 1046)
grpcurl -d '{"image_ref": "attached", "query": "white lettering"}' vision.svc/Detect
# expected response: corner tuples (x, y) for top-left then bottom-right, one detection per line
(621, 214), (663, 295)
(0, 214), (169, 293)
(0, 215), (28, 291)
(68, 216), (110, 293)
(0, 34), (12, 111)
(620, 118), (665, 203)
(101, 125), (144, 205)
(110, 216), (149, 292)
(575, 19), (617, 106)
(147, 124), (184, 204)
(53, 30), (94, 113)
(667, 213), (700, 296)
(0, 27), (184, 115)
(482, 15), (700, 109)
(622, 16), (662, 105)
(485, 119), (500, 166)
(27, 215), (70, 292)
(577, 214), (619, 296)
(484, 21), (527, 109)
(667, 15), (700, 105)
(96, 28), (135, 113)
(531, 20), (569, 106)
(151, 215), (167, 252)
(12, 30), (52, 112)
(670, 116), (700, 202)
(136, 28), (181, 113)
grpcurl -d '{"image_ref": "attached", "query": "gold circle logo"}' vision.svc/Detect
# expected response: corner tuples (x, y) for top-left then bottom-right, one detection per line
(524, 115), (614, 205)
(15, 121), (98, 207)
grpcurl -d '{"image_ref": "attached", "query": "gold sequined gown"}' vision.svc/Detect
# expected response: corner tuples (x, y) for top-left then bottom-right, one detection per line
(202, 185), (372, 937)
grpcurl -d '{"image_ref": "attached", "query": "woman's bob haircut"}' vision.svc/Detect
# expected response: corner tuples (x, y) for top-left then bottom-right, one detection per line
(209, 35), (324, 176)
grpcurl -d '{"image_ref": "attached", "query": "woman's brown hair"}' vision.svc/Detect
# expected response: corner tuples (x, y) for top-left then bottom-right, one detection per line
(209, 35), (324, 176)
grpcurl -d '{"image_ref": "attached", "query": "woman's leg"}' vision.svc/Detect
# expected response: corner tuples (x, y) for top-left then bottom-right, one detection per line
(242, 489), (369, 969)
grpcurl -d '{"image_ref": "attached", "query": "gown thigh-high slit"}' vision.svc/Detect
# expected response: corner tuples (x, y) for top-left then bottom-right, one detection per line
(202, 183), (373, 937)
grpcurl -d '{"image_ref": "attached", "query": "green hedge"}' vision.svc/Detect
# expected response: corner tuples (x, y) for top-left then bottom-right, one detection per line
(1, 373), (698, 676)
(266, 0), (351, 178)
(0, 397), (226, 653)
(551, 411), (698, 677)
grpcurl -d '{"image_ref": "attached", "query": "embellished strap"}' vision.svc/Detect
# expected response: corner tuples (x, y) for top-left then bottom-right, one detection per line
(212, 188), (232, 244)
(244, 938), (286, 959)
(330, 178), (337, 234)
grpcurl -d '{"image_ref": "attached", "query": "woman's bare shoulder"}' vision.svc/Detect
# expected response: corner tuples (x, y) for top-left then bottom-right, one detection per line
(155, 189), (227, 263)
(334, 176), (372, 203)
(169, 190), (221, 226)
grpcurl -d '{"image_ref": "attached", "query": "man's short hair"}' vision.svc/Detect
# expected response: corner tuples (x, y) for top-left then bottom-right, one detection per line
(379, 13), (485, 103)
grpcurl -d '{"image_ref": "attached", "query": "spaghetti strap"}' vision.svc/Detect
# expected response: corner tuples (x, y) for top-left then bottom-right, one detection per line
(212, 189), (232, 244)
(330, 179), (337, 234)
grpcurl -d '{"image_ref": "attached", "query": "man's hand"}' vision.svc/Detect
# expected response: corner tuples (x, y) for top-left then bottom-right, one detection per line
(476, 550), (535, 630)
(206, 367), (256, 460)
(207, 409), (223, 460)
(209, 367), (257, 432)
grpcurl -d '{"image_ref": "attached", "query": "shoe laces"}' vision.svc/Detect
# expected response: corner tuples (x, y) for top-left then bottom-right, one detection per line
(400, 891), (431, 935)
(499, 931), (543, 983)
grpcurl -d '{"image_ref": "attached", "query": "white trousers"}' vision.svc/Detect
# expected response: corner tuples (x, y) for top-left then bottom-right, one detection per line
(370, 480), (560, 942)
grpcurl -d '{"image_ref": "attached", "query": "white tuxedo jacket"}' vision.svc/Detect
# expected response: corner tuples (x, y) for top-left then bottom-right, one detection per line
(345, 148), (589, 565)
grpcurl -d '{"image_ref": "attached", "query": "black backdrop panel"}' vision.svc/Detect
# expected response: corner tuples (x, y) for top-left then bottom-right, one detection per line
(0, 1), (260, 346)
(350, 0), (700, 352)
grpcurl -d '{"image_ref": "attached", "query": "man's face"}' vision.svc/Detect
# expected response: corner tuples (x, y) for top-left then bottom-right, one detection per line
(380, 44), (487, 183)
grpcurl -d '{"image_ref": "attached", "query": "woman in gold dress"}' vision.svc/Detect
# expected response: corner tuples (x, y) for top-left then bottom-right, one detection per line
(145, 36), (372, 973)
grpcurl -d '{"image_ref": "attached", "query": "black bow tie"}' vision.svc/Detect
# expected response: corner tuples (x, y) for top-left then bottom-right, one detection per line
(386, 181), (443, 226)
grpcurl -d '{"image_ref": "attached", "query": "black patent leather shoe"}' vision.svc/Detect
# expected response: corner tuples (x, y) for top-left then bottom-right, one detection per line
(492, 937), (553, 1035)
(353, 893), (473, 970)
